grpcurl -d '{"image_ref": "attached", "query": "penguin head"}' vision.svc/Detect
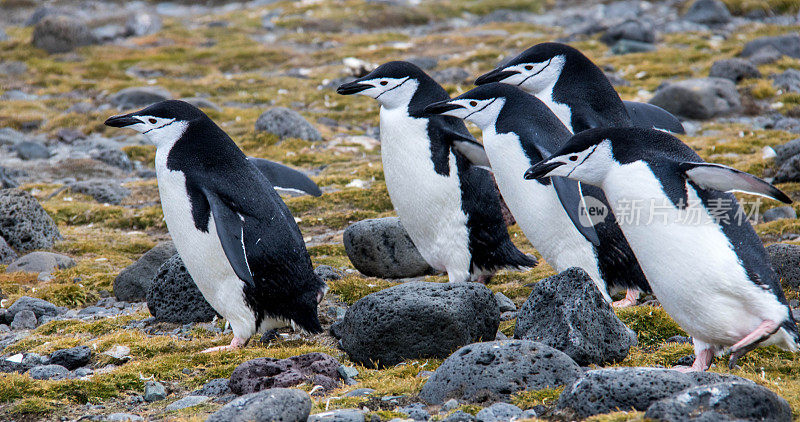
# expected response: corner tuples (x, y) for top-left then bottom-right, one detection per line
(105, 100), (206, 148)
(336, 61), (424, 109)
(524, 127), (616, 186)
(474, 42), (576, 95)
(423, 83), (514, 130)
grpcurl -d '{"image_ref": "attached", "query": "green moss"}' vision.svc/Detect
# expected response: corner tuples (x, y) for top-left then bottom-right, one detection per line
(615, 306), (686, 347)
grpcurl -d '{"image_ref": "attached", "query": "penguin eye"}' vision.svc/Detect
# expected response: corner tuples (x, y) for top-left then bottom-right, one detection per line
(380, 81), (388, 86)
(524, 65), (534, 71)
(148, 118), (157, 124)
(469, 101), (478, 107)
(569, 155), (578, 162)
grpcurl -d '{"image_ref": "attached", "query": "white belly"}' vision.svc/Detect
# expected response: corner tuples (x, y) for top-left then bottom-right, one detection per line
(483, 130), (604, 295)
(604, 162), (789, 347)
(380, 107), (471, 282)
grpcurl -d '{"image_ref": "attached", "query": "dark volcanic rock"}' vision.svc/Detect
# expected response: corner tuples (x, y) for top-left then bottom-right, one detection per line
(645, 382), (792, 422)
(772, 69), (800, 93)
(649, 78), (740, 120)
(195, 378), (231, 396)
(206, 388), (311, 422)
(11, 310), (37, 330)
(29, 364), (70, 380)
(600, 20), (655, 45)
(6, 251), (76, 273)
(0, 189), (62, 252)
(0, 167), (18, 189)
(146, 254), (217, 323)
(0, 237), (16, 265)
(343, 217), (434, 278)
(90, 147), (134, 171)
(774, 154), (800, 183)
(229, 353), (341, 395)
(49, 345), (91, 370)
(115, 241), (177, 302)
(709, 58), (760, 83)
(335, 282), (499, 368)
(610, 39), (656, 55)
(7, 296), (60, 321)
(431, 67), (470, 84)
(766, 243), (800, 290)
(254, 107), (322, 142)
(32, 16), (96, 54)
(419, 340), (582, 404)
(774, 138), (800, 167)
(110, 86), (172, 109)
(683, 0), (731, 24)
(514, 268), (637, 366)
(68, 180), (130, 205)
(740, 34), (800, 60)
(15, 141), (50, 160)
(763, 206), (796, 222)
(308, 409), (365, 422)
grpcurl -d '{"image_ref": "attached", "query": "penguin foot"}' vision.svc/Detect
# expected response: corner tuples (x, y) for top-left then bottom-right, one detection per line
(728, 320), (779, 369)
(612, 289), (639, 308)
(201, 336), (250, 353)
(476, 274), (493, 284)
(672, 348), (714, 372)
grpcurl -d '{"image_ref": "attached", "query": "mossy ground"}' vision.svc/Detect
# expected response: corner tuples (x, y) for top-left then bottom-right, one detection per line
(0, 0), (799, 420)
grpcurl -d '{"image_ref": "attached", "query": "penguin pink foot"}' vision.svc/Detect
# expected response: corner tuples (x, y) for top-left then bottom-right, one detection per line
(201, 336), (250, 353)
(673, 348), (715, 373)
(612, 289), (640, 308)
(728, 320), (780, 368)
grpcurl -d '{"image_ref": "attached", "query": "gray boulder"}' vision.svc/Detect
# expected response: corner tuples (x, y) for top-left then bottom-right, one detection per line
(7, 296), (60, 320)
(90, 147), (134, 171)
(645, 382), (792, 422)
(165, 396), (210, 411)
(28, 364), (69, 380)
(11, 309), (37, 330)
(741, 34), (800, 59)
(49, 345), (91, 370)
(308, 409), (365, 422)
(115, 241), (177, 302)
(775, 154), (800, 183)
(194, 378), (231, 397)
(0, 189), (62, 252)
(774, 138), (800, 167)
(709, 58), (760, 83)
(475, 403), (522, 422)
(649, 78), (740, 119)
(110, 86), (172, 109)
(419, 340), (582, 404)
(748, 45), (784, 65)
(0, 167), (18, 189)
(229, 353), (341, 395)
(771, 69), (800, 93)
(432, 67), (471, 84)
(444, 411), (477, 422)
(610, 39), (656, 55)
(766, 243), (800, 290)
(599, 20), (655, 45)
(6, 251), (76, 273)
(514, 268), (637, 366)
(343, 217), (434, 278)
(32, 16), (96, 54)
(15, 141), (50, 160)
(146, 254), (217, 323)
(0, 237), (16, 265)
(144, 381), (166, 402)
(0, 61), (27, 76)
(206, 388), (311, 422)
(334, 282), (499, 368)
(763, 206), (796, 222)
(0, 128), (26, 146)
(68, 180), (130, 205)
(254, 108), (322, 142)
(683, 0), (731, 24)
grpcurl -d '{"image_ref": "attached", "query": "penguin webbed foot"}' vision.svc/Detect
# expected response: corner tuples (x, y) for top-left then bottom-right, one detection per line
(200, 336), (250, 353)
(611, 289), (640, 308)
(672, 348), (715, 372)
(728, 320), (780, 369)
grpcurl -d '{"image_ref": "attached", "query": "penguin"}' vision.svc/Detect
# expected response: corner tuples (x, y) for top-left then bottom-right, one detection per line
(337, 61), (537, 283)
(424, 83), (650, 304)
(474, 42), (685, 135)
(104, 100), (326, 352)
(524, 126), (799, 371)
(247, 157), (322, 197)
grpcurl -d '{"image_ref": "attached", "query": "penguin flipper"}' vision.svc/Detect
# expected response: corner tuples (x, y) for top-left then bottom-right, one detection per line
(203, 190), (257, 287)
(247, 157), (322, 197)
(624, 101), (685, 134)
(435, 120), (491, 168)
(552, 177), (601, 247)
(680, 162), (792, 204)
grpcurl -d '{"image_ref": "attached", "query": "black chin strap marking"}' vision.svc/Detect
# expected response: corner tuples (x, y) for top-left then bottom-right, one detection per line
(143, 119), (176, 134)
(516, 57), (553, 87)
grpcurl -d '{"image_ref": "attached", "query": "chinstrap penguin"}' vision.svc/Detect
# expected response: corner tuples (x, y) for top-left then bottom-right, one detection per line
(474, 42), (685, 135)
(337, 61), (537, 283)
(424, 83), (650, 303)
(105, 100), (326, 352)
(525, 127), (799, 371)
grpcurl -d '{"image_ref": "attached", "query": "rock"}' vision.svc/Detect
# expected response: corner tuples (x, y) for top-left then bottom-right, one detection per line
(165, 395), (210, 411)
(0, 237), (16, 265)
(73, 367), (93, 378)
(774, 138), (800, 167)
(748, 45), (784, 65)
(125, 13), (162, 37)
(763, 206), (796, 222)
(344, 388), (375, 397)
(25, 7), (65, 26)
(144, 381), (166, 402)
(206, 388), (312, 422)
(11, 310), (37, 330)
(649, 78), (740, 120)
(610, 39), (656, 55)
(229, 352), (341, 395)
(431, 67), (471, 84)
(493, 292), (516, 312)
(181, 97), (222, 112)
(104, 413), (143, 421)
(338, 365), (358, 380)
(49, 345), (91, 370)
(15, 141), (50, 160)
(645, 382), (792, 422)
(599, 20), (655, 45)
(406, 57), (438, 70)
(146, 254), (217, 323)
(0, 167), (18, 189)
(444, 411), (477, 422)
(314, 265), (342, 281)
(0, 189), (62, 252)
(1, 90), (38, 101)
(110, 86), (172, 109)
(766, 243), (800, 290)
(8, 296), (60, 320)
(772, 69), (800, 93)
(557, 367), (699, 418)
(475, 403), (522, 422)
(775, 155), (800, 183)
(6, 252), (76, 273)
(29, 364), (70, 380)
(741, 34), (800, 60)
(195, 378), (231, 396)
(343, 217), (434, 278)
(103, 345), (131, 362)
(254, 108), (322, 142)
(709, 58), (761, 83)
(335, 282), (499, 368)
(90, 147), (134, 171)
(308, 409), (365, 422)
(0, 61), (28, 76)
(32, 16), (96, 54)
(68, 180), (130, 205)
(0, 28), (7, 42)
(398, 403), (429, 421)
(683, 0), (731, 24)
(442, 399), (459, 413)
(0, 128), (26, 146)
(419, 340), (582, 404)
(92, 24), (127, 42)
(514, 268), (636, 365)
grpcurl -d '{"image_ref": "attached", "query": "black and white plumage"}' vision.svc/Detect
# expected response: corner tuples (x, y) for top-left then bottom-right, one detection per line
(105, 100), (326, 352)
(474, 42), (685, 135)
(247, 157), (322, 197)
(525, 127), (798, 371)
(424, 83), (650, 302)
(337, 61), (536, 283)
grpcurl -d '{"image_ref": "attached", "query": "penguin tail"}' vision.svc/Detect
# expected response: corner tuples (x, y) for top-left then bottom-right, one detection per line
(779, 318), (800, 352)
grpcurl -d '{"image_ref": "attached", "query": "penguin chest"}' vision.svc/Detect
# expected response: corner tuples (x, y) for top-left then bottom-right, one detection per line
(483, 132), (598, 279)
(379, 108), (470, 275)
(603, 162), (787, 346)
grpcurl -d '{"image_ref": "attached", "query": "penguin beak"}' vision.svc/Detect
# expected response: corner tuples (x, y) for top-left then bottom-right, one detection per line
(524, 161), (565, 180)
(475, 68), (519, 85)
(104, 114), (142, 128)
(336, 81), (371, 95)
(423, 101), (464, 116)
